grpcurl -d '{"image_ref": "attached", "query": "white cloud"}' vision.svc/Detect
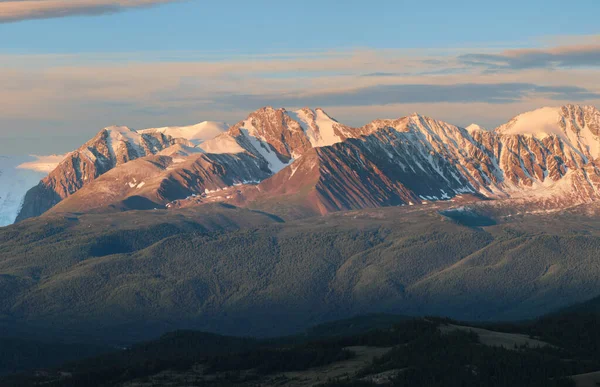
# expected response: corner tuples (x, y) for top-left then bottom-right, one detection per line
(17, 154), (65, 172)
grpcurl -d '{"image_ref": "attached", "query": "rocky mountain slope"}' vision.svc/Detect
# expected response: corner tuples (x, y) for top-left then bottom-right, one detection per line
(45, 152), (271, 215)
(15, 126), (181, 222)
(14, 107), (376, 220)
(198, 106), (369, 171)
(15, 104), (600, 221)
(174, 104), (600, 216)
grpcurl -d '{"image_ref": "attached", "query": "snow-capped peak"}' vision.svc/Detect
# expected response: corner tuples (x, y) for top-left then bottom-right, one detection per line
(102, 126), (145, 157)
(465, 124), (486, 133)
(103, 125), (141, 144)
(495, 107), (564, 138)
(408, 112), (435, 122)
(104, 125), (135, 133)
(496, 105), (600, 160)
(288, 107), (343, 147)
(495, 105), (600, 137)
(139, 121), (228, 145)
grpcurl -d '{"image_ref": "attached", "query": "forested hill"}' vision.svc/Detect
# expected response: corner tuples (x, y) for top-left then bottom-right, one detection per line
(4, 308), (600, 387)
(2, 202), (600, 345)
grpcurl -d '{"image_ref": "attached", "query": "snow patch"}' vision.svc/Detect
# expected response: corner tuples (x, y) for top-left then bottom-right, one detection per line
(104, 126), (144, 159)
(241, 129), (290, 173)
(199, 134), (245, 154)
(496, 107), (563, 139)
(139, 121), (228, 145)
(288, 108), (343, 147)
(289, 163), (300, 178)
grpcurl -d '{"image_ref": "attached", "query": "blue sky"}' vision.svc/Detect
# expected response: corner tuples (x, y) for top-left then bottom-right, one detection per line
(0, 0), (599, 154)
(2, 0), (599, 54)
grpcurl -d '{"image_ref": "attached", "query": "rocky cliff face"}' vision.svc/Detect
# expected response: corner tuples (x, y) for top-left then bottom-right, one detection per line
(45, 151), (272, 215)
(199, 106), (373, 172)
(16, 127), (178, 221)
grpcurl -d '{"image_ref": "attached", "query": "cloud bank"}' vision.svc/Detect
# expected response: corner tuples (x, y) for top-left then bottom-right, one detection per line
(17, 154), (65, 172)
(211, 83), (600, 110)
(459, 43), (600, 71)
(0, 0), (180, 23)
(1, 38), (599, 154)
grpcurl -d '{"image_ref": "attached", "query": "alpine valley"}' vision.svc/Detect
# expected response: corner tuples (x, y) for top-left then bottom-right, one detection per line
(3, 104), (600, 347)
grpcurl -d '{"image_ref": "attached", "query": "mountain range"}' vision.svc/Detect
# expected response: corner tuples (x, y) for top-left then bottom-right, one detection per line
(3, 103), (600, 347)
(13, 104), (600, 222)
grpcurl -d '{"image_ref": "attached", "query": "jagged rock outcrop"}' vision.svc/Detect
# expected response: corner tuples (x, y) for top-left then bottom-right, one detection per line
(199, 106), (373, 172)
(16, 126), (179, 221)
(45, 151), (271, 215)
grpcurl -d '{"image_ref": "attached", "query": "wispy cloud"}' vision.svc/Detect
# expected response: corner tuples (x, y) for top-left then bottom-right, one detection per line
(0, 0), (181, 23)
(1, 38), (600, 154)
(208, 83), (600, 110)
(17, 154), (65, 172)
(459, 41), (600, 71)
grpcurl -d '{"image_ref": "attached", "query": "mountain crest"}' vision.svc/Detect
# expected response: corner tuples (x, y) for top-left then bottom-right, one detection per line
(15, 103), (600, 222)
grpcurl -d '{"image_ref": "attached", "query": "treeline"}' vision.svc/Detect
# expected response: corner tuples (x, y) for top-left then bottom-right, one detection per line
(346, 330), (575, 387)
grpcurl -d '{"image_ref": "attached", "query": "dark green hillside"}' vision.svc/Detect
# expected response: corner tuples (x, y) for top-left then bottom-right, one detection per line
(555, 294), (600, 315)
(1, 203), (600, 345)
(509, 295), (600, 360)
(0, 338), (110, 376)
